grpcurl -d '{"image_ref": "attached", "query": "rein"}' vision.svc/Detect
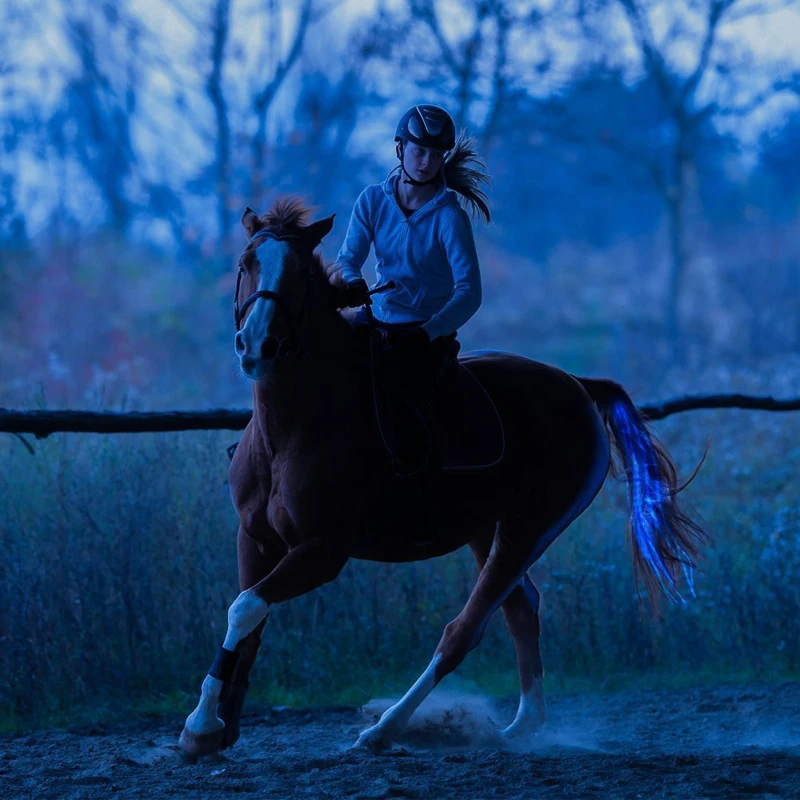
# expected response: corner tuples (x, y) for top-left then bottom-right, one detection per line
(234, 228), (394, 363)
(231, 234), (411, 469)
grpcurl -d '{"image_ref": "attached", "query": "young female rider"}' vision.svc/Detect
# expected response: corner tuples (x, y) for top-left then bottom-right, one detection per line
(331, 104), (491, 471)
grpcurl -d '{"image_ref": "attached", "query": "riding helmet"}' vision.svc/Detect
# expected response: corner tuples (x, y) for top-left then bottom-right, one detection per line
(394, 105), (456, 151)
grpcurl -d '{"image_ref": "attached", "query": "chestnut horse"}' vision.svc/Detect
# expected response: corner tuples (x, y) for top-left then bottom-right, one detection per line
(179, 199), (708, 756)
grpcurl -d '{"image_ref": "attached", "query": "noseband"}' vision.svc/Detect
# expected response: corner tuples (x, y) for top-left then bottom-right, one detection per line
(234, 229), (312, 357)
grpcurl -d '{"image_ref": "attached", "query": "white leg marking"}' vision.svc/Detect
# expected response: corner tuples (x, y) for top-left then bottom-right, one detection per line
(223, 589), (270, 650)
(184, 674), (226, 736)
(354, 653), (442, 752)
(502, 676), (547, 739)
(183, 590), (269, 738)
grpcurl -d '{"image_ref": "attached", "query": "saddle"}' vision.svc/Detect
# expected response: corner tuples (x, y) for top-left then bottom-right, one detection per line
(226, 337), (506, 477)
(371, 353), (506, 478)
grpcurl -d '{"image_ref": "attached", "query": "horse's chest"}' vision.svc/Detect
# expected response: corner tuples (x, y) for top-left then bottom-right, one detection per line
(265, 461), (306, 546)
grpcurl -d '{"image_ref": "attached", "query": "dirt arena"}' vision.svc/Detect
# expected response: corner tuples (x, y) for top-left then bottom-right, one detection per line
(2, 682), (799, 798)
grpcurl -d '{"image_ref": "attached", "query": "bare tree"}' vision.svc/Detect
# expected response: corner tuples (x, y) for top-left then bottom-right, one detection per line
(51, 4), (142, 234)
(404, 0), (548, 152)
(587, 0), (799, 362)
(248, 0), (317, 205)
(207, 0), (233, 250)
(0, 2), (36, 245)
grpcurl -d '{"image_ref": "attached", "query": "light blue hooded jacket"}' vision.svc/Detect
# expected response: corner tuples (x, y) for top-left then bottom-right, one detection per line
(335, 172), (482, 341)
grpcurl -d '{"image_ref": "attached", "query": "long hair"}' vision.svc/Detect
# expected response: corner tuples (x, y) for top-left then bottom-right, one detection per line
(442, 130), (491, 223)
(392, 130), (492, 223)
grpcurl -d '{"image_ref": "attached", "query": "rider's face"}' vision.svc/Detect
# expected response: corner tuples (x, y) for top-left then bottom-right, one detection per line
(399, 141), (445, 181)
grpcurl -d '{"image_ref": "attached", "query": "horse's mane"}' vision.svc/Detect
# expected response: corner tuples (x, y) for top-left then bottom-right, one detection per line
(254, 197), (335, 278)
(261, 197), (311, 231)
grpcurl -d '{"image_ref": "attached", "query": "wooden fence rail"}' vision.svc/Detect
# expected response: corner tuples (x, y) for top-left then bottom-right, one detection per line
(1, 393), (798, 450)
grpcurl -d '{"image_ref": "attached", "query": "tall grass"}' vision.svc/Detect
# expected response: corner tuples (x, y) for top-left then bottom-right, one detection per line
(1, 358), (799, 731)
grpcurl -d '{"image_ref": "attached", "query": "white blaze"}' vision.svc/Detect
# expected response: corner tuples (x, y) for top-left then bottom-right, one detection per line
(239, 238), (288, 351)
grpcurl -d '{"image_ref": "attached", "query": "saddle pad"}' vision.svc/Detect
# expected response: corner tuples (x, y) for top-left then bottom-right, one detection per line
(433, 362), (505, 471)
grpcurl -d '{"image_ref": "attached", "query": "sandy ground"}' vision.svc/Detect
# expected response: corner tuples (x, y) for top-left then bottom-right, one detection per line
(2, 682), (799, 798)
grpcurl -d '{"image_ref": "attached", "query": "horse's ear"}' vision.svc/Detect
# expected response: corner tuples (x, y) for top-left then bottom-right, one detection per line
(241, 207), (260, 239)
(304, 214), (335, 249)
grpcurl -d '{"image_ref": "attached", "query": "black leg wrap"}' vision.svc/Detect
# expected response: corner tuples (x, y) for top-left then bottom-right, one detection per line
(208, 643), (239, 683)
(218, 681), (250, 749)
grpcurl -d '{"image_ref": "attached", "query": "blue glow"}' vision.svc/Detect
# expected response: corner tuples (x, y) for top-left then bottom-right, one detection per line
(609, 399), (695, 605)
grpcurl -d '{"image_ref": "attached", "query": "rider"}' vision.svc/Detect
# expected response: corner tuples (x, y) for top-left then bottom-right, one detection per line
(331, 104), (491, 474)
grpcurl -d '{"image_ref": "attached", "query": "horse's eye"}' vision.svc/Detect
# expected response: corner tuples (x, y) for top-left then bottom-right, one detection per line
(239, 252), (257, 271)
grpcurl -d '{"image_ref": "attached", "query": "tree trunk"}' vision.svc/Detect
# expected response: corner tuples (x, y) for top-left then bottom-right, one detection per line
(208, 0), (232, 254)
(665, 159), (686, 365)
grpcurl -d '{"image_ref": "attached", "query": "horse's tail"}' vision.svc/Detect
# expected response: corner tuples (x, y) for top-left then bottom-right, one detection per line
(576, 377), (711, 609)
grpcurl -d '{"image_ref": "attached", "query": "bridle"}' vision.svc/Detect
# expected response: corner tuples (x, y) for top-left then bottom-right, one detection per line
(234, 229), (312, 358)
(233, 227), (394, 364)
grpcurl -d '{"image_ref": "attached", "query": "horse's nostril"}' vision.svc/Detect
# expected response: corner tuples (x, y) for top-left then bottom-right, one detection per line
(234, 332), (246, 354)
(261, 336), (279, 360)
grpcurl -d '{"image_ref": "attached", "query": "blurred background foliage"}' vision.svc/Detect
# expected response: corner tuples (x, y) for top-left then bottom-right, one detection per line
(1, 0), (799, 729)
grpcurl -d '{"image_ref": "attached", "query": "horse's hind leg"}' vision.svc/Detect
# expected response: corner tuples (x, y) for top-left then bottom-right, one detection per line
(354, 520), (539, 752)
(469, 535), (546, 738)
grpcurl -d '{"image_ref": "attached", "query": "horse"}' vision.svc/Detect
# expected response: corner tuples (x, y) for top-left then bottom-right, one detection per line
(178, 198), (708, 757)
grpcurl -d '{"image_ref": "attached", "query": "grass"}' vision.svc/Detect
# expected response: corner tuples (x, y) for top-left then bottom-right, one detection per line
(1, 356), (799, 734)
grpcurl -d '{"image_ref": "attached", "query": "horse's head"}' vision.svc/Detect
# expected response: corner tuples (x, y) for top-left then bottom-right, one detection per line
(234, 199), (334, 381)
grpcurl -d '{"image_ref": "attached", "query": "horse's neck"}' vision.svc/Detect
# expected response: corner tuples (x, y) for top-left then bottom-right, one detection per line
(251, 305), (363, 453)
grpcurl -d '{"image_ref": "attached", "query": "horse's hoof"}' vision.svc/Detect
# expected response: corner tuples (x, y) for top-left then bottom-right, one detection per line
(178, 724), (226, 757)
(352, 724), (392, 754)
(500, 716), (545, 742)
(220, 726), (240, 750)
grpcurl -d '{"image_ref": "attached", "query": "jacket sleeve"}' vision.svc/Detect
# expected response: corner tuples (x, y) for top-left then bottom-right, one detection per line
(422, 208), (482, 340)
(333, 188), (374, 284)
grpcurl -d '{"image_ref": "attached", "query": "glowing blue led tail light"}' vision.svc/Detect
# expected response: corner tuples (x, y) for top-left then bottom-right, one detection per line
(609, 398), (695, 605)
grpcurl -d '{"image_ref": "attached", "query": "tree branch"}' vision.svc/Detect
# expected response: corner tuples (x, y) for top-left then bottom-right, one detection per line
(715, 74), (800, 116)
(409, 0), (462, 77)
(254, 0), (314, 112)
(617, 0), (676, 110)
(481, 3), (511, 150)
(678, 0), (735, 108)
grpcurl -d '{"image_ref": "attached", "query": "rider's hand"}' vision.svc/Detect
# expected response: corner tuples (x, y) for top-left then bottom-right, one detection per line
(335, 278), (372, 309)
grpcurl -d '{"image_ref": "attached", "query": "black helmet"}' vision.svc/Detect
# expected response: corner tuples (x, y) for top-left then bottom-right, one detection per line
(395, 104), (456, 151)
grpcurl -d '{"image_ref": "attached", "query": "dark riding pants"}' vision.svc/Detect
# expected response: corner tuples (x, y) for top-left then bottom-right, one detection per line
(351, 308), (460, 473)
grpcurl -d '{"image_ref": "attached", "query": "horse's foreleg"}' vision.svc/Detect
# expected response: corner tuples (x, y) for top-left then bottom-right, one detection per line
(354, 525), (526, 752)
(180, 528), (281, 757)
(182, 534), (350, 753)
(216, 530), (286, 748)
(469, 536), (546, 739)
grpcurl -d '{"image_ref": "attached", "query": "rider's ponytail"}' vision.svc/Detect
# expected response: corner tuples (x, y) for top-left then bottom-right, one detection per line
(442, 131), (491, 224)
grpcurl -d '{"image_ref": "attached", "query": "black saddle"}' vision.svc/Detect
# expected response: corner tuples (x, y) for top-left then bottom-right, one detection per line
(227, 334), (506, 477)
(371, 351), (505, 478)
